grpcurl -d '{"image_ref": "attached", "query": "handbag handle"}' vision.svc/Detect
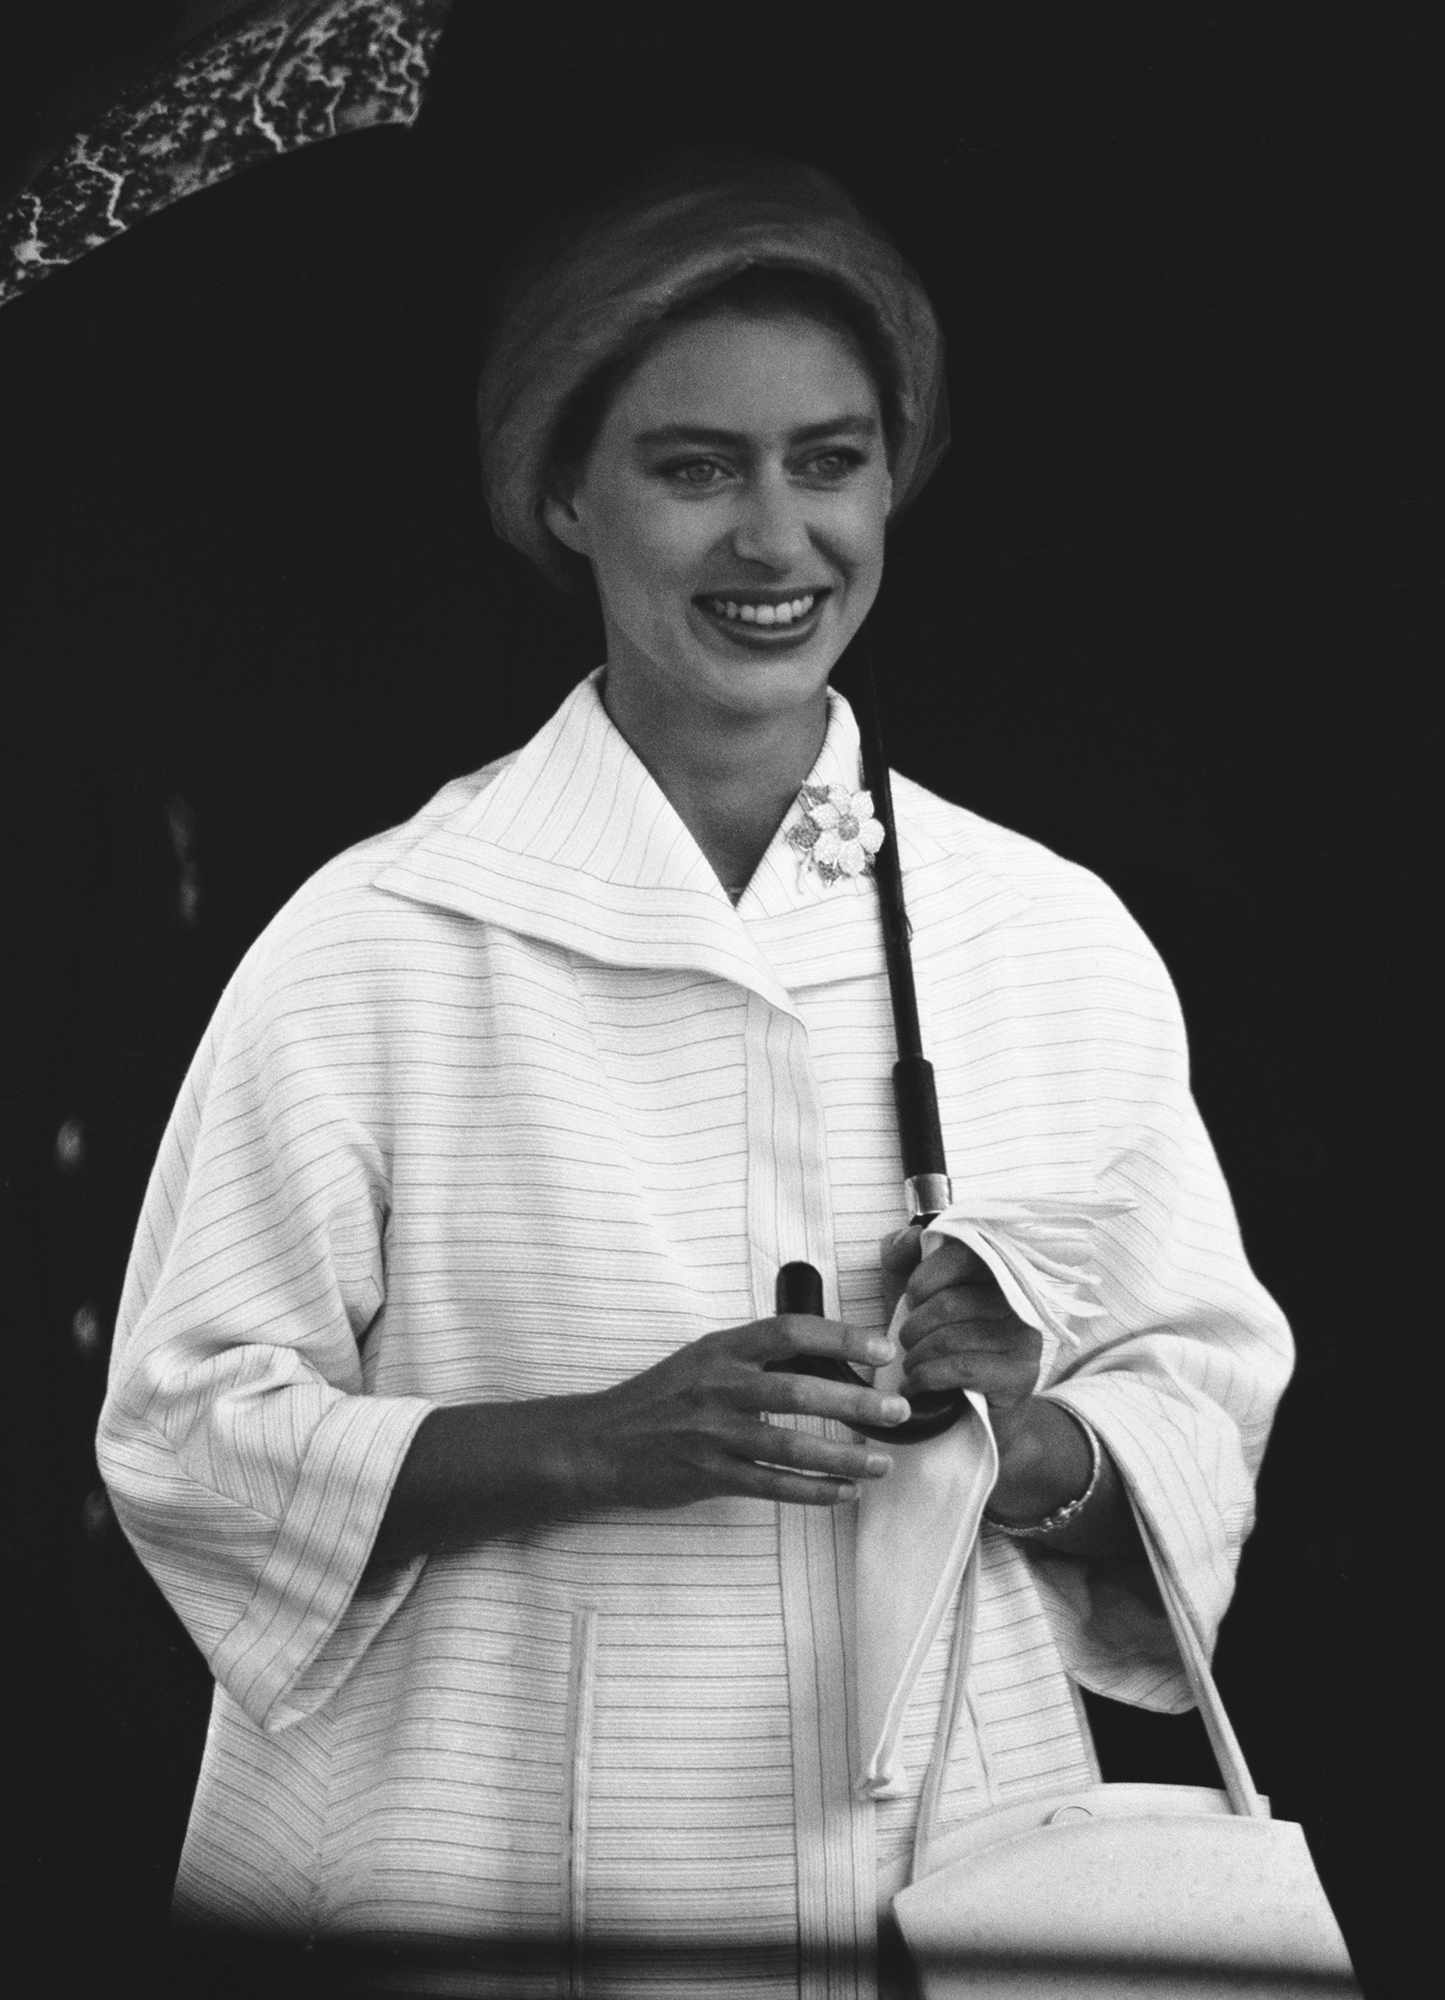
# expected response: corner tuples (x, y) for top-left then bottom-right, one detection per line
(1130, 1497), (1269, 1820)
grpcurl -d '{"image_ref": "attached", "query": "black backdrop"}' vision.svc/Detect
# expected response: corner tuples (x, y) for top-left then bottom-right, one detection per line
(2, 11), (1425, 1995)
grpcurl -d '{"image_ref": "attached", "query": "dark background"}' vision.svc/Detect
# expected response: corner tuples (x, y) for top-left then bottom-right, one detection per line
(3, 7), (1428, 1994)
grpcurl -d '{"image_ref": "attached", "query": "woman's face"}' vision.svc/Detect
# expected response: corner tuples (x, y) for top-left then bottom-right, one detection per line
(544, 310), (891, 744)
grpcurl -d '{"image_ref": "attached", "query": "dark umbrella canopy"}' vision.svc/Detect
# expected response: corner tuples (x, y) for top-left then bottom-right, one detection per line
(0, 0), (452, 307)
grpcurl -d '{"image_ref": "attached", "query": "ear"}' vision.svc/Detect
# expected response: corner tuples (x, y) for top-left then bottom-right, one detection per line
(542, 490), (591, 557)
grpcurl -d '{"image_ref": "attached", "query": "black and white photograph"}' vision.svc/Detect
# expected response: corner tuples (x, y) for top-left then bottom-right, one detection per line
(3, 7), (1423, 1995)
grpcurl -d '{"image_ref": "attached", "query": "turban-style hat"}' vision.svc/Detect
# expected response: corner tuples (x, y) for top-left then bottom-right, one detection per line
(477, 151), (949, 590)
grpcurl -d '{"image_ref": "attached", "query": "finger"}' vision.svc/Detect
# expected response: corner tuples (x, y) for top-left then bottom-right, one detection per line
(750, 1313), (897, 1373)
(878, 1224), (925, 1276)
(902, 1319), (1038, 1369)
(738, 1417), (894, 1483)
(897, 1288), (1016, 1348)
(904, 1240), (995, 1305)
(903, 1352), (1035, 1400)
(728, 1461), (864, 1507)
(755, 1368), (912, 1434)
(902, 1337), (1040, 1400)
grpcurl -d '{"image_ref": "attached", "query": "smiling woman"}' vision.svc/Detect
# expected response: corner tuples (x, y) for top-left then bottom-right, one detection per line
(96, 148), (1296, 1997)
(542, 306), (892, 889)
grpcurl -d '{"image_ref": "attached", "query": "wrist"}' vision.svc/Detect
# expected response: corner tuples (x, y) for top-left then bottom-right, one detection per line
(525, 1392), (609, 1512)
(377, 1394), (604, 1561)
(984, 1399), (1101, 1536)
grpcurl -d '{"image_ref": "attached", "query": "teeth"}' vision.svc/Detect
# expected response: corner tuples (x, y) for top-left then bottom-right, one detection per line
(706, 593), (818, 626)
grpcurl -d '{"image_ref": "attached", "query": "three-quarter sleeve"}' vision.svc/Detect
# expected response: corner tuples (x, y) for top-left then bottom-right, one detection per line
(1013, 887), (1294, 1712)
(97, 930), (433, 1735)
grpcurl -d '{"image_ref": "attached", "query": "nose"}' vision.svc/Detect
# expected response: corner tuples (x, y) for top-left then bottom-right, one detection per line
(730, 471), (813, 569)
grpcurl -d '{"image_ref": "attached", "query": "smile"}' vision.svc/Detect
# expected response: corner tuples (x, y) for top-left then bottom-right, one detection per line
(694, 590), (830, 646)
(703, 592), (819, 626)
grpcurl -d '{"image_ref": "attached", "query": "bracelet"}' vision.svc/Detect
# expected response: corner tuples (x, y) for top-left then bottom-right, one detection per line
(985, 1407), (1103, 1539)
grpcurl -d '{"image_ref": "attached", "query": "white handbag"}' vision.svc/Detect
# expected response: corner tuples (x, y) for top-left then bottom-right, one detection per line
(891, 1518), (1362, 1998)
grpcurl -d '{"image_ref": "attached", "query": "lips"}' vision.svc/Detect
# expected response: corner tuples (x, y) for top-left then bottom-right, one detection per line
(693, 588), (832, 646)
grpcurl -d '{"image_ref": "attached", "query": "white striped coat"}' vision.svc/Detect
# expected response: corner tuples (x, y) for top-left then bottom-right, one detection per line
(98, 673), (1292, 1996)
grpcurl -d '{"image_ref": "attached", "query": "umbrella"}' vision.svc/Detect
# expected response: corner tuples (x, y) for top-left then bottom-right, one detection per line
(0, 0), (453, 309)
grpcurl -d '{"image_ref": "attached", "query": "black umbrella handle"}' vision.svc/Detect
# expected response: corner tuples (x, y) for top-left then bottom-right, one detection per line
(767, 1258), (967, 1446)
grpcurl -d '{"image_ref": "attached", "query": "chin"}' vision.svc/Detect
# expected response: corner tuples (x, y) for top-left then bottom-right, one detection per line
(698, 643), (839, 718)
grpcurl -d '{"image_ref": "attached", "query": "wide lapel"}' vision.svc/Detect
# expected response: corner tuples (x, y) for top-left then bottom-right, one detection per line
(372, 673), (797, 1014)
(373, 673), (1036, 1015)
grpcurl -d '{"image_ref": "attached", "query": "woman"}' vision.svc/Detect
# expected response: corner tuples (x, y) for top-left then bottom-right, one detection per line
(98, 152), (1292, 1996)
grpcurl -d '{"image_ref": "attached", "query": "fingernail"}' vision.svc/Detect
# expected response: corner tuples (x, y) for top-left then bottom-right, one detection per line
(879, 1395), (911, 1425)
(866, 1338), (895, 1364)
(864, 1453), (892, 1476)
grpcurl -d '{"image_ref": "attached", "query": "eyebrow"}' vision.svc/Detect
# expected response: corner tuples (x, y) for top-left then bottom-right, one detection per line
(632, 416), (881, 450)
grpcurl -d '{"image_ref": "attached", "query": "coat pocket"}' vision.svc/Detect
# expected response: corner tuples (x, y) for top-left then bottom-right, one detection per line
(315, 1584), (600, 1991)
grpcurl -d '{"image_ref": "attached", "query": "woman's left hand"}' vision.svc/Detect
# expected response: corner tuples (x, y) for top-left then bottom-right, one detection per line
(879, 1229), (1140, 1558)
(881, 1228), (1042, 1457)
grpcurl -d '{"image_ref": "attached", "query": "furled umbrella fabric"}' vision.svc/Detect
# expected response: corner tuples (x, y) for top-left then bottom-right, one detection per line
(0, 0), (453, 308)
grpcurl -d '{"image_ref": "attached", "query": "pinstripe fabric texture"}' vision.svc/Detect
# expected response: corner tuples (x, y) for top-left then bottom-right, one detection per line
(98, 673), (1291, 1996)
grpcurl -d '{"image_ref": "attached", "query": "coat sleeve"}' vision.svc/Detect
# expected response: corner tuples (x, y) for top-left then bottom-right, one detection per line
(97, 918), (433, 1736)
(1015, 885), (1294, 1714)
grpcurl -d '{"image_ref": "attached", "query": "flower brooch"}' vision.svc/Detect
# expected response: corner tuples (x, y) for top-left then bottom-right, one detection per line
(785, 782), (886, 885)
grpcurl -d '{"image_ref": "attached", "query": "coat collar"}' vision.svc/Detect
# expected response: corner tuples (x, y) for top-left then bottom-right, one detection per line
(372, 672), (1020, 1012)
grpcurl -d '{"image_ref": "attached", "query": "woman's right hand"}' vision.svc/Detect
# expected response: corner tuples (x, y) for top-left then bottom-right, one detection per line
(559, 1315), (909, 1511)
(374, 1316), (908, 1563)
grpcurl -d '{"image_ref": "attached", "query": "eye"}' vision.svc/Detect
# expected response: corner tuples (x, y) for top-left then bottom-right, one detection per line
(797, 447), (867, 483)
(659, 457), (732, 490)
